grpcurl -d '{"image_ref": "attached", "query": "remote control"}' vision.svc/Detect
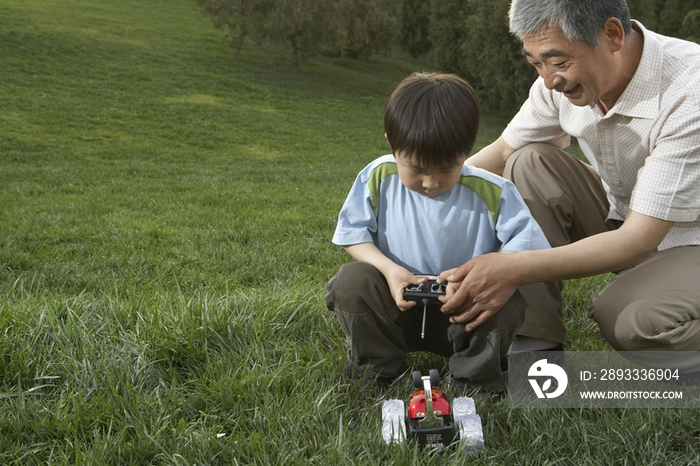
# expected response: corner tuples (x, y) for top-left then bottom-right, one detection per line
(403, 275), (446, 307)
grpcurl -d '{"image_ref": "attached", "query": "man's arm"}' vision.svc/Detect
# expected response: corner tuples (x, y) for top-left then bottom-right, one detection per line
(343, 242), (426, 311)
(438, 211), (674, 332)
(466, 136), (517, 176)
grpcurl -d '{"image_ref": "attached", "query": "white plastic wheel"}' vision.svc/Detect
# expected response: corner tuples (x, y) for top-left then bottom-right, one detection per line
(381, 399), (406, 445)
(452, 397), (484, 455)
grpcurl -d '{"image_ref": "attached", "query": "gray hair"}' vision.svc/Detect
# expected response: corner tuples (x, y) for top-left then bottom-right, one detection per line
(509, 0), (632, 48)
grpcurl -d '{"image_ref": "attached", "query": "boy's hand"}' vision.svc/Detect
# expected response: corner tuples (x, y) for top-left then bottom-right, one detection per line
(341, 243), (428, 311)
(385, 267), (427, 311)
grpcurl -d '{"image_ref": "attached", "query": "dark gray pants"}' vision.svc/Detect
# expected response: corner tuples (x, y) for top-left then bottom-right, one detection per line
(325, 262), (527, 389)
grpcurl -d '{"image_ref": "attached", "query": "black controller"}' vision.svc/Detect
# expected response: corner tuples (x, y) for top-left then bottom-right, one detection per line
(403, 275), (446, 307)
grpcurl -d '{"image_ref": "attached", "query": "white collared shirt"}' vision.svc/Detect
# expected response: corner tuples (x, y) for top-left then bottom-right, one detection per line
(503, 22), (700, 250)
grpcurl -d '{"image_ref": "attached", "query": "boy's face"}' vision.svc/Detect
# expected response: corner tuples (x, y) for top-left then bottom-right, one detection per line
(395, 153), (467, 197)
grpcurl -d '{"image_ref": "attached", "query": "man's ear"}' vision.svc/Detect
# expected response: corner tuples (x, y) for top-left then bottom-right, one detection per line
(602, 17), (625, 53)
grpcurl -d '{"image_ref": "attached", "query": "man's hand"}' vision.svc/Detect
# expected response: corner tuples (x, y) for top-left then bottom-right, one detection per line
(437, 253), (519, 332)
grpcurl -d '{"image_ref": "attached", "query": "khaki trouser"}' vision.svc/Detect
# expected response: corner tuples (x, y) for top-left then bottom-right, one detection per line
(504, 144), (700, 373)
(325, 262), (527, 389)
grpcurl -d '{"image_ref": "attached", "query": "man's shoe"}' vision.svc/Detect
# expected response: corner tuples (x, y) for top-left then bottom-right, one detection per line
(508, 337), (565, 365)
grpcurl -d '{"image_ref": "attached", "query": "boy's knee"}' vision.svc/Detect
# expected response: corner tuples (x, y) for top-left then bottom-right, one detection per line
(478, 290), (527, 334)
(325, 262), (400, 321)
(330, 262), (381, 291)
(326, 262), (371, 313)
(447, 291), (526, 354)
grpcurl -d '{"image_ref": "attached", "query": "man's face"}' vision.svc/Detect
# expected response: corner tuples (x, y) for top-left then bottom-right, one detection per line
(395, 153), (466, 197)
(522, 23), (614, 108)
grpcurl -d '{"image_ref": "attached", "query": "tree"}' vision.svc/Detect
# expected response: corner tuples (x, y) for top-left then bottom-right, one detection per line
(194, 0), (263, 50)
(195, 0), (398, 66)
(401, 0), (432, 58)
(427, 0), (536, 112)
(263, 0), (336, 66)
(428, 0), (468, 74)
(327, 0), (398, 59)
(425, 0), (700, 111)
(459, 0), (536, 111)
(657, 0), (700, 38)
(682, 9), (700, 42)
(195, 0), (336, 66)
(627, 0), (666, 31)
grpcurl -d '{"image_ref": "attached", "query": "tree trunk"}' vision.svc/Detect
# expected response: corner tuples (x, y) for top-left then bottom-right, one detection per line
(290, 35), (299, 67)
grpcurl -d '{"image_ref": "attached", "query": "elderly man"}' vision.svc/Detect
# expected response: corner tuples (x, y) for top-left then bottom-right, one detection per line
(439, 0), (700, 373)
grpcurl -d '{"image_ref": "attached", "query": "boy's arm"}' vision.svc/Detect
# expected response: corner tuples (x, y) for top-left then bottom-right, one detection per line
(343, 242), (427, 311)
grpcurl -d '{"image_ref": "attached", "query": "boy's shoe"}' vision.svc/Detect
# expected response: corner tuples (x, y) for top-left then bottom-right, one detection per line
(447, 379), (505, 404)
(445, 356), (510, 403)
(345, 360), (393, 390)
(445, 372), (507, 404)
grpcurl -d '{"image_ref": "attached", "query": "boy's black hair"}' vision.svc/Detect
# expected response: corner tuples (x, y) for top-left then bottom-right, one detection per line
(384, 72), (481, 172)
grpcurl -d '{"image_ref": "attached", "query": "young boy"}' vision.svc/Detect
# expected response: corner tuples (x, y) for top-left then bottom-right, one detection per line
(325, 73), (550, 392)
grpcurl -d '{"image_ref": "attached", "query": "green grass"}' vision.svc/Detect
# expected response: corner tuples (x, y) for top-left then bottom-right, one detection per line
(1, 0), (698, 464)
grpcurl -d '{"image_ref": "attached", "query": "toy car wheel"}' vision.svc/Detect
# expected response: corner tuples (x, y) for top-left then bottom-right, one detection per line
(429, 368), (440, 386)
(452, 397), (484, 454)
(381, 399), (406, 445)
(412, 370), (423, 389)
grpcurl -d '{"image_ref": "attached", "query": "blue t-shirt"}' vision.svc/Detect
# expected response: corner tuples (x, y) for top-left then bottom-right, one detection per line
(332, 154), (551, 275)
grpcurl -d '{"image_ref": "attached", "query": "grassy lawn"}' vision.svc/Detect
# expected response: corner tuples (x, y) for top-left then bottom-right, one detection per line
(1, 0), (698, 464)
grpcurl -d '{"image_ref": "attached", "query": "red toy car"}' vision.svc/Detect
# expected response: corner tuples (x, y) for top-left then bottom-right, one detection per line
(382, 369), (484, 452)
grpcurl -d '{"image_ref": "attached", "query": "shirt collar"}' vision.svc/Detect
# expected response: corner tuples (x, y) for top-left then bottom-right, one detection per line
(607, 21), (662, 119)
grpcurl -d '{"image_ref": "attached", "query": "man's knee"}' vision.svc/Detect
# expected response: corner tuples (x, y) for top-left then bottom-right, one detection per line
(504, 143), (565, 181)
(604, 300), (659, 351)
(591, 296), (698, 351)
